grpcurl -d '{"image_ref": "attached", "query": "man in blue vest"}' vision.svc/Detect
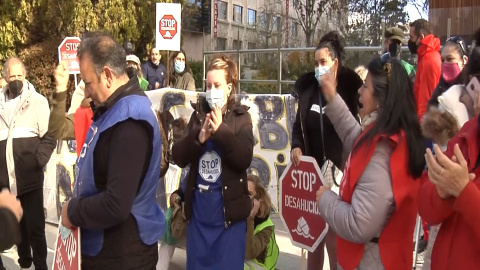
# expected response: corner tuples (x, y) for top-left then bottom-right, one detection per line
(58, 32), (165, 269)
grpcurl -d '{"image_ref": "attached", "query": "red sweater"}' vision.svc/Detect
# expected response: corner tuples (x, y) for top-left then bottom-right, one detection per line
(418, 116), (480, 270)
(74, 106), (93, 156)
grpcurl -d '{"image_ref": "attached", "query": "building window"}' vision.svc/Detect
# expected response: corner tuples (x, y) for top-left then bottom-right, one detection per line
(291, 22), (298, 37)
(247, 9), (256, 27)
(233, 40), (243, 50)
(217, 38), (227, 50)
(233, 5), (243, 24)
(272, 16), (280, 31)
(260, 12), (268, 29)
(218, 1), (228, 20)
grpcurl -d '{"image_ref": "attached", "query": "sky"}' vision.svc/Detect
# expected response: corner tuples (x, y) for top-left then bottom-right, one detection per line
(406, 1), (429, 21)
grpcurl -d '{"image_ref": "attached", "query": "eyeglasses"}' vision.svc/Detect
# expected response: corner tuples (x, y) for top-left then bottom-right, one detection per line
(446, 36), (468, 56)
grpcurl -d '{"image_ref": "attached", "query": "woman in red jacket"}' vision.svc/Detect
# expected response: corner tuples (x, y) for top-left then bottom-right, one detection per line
(419, 38), (480, 270)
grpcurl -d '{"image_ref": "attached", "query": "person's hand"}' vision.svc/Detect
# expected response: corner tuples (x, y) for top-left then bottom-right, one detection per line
(155, 82), (160, 89)
(198, 113), (213, 144)
(61, 200), (74, 229)
(474, 91), (480, 116)
(248, 199), (260, 219)
(316, 186), (330, 202)
(290, 148), (303, 166)
(208, 105), (222, 134)
(320, 72), (337, 103)
(170, 193), (179, 206)
(0, 189), (22, 222)
(425, 144), (475, 199)
(55, 61), (70, 93)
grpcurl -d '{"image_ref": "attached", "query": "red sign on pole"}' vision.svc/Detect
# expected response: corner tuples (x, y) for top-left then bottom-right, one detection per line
(280, 156), (328, 252)
(53, 219), (81, 270)
(58, 37), (81, 74)
(159, 15), (178, 40)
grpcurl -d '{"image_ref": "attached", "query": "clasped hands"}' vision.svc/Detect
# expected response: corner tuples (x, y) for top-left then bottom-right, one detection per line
(198, 105), (222, 144)
(425, 144), (475, 199)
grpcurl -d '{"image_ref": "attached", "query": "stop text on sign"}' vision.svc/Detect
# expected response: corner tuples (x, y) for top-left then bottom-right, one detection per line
(65, 43), (79, 51)
(291, 170), (317, 192)
(161, 19), (176, 30)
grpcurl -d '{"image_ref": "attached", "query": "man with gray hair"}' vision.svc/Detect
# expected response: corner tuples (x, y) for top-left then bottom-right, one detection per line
(56, 31), (165, 268)
(0, 57), (55, 270)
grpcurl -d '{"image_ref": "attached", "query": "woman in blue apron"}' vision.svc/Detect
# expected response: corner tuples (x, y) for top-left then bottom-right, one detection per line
(171, 55), (255, 270)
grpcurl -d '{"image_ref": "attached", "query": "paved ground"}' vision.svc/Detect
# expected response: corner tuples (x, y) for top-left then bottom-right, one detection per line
(1, 214), (424, 269)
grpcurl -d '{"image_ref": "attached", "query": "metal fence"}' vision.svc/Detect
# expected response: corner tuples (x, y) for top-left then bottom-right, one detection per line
(202, 46), (413, 94)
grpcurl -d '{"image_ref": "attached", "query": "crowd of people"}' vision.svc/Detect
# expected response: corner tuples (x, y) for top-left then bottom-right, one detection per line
(0, 17), (479, 270)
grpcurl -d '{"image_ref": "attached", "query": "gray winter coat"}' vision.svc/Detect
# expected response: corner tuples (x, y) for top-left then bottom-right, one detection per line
(318, 94), (396, 270)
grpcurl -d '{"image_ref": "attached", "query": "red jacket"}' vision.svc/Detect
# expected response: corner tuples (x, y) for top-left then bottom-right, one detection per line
(338, 131), (420, 270)
(414, 34), (441, 121)
(74, 106), (93, 156)
(418, 116), (480, 270)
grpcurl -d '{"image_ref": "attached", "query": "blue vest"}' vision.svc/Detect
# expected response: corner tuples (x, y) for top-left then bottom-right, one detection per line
(74, 94), (165, 256)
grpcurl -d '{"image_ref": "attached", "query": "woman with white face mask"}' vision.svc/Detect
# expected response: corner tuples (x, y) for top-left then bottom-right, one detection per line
(170, 55), (255, 270)
(290, 31), (362, 270)
(166, 49), (196, 91)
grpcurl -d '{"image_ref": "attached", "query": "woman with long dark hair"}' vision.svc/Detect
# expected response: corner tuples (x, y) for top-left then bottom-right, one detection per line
(166, 49), (196, 91)
(290, 31), (362, 270)
(316, 58), (426, 269)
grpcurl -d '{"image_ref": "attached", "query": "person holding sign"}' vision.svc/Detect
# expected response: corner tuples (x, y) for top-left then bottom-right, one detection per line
(316, 58), (426, 269)
(290, 31), (362, 270)
(59, 32), (165, 269)
(170, 55), (254, 270)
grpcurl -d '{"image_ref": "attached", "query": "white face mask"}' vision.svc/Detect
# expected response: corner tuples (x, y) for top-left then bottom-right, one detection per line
(205, 88), (224, 109)
(315, 65), (330, 85)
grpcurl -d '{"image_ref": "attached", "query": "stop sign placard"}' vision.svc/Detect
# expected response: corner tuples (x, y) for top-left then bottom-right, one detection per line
(280, 156), (328, 252)
(58, 37), (81, 74)
(159, 15), (177, 40)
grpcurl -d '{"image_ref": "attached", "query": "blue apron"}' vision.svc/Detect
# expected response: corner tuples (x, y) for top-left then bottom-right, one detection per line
(186, 140), (246, 270)
(74, 94), (165, 256)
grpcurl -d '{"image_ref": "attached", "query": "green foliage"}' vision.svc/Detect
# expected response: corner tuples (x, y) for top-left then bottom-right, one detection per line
(189, 59), (203, 90)
(0, 0), (174, 102)
(346, 0), (409, 46)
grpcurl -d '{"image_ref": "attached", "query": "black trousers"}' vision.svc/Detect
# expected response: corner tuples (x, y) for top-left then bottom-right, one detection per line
(17, 188), (48, 270)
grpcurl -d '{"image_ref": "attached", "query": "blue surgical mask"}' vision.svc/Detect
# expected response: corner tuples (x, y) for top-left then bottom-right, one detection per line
(314, 66), (330, 85)
(174, 61), (185, 73)
(205, 88), (224, 109)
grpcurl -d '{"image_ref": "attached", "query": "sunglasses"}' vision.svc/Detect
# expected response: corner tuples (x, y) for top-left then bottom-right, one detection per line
(446, 36), (468, 56)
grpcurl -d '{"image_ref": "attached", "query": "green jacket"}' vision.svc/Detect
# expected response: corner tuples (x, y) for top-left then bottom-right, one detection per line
(401, 60), (416, 82)
(138, 77), (149, 91)
(244, 217), (279, 270)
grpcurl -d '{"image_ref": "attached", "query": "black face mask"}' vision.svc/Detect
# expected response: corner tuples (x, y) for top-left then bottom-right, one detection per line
(126, 67), (137, 79)
(408, 39), (418, 55)
(8, 80), (23, 98)
(389, 42), (401, 58)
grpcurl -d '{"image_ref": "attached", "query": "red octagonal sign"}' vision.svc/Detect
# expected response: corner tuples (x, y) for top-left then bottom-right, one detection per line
(58, 37), (81, 74)
(159, 15), (177, 40)
(280, 156), (328, 252)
